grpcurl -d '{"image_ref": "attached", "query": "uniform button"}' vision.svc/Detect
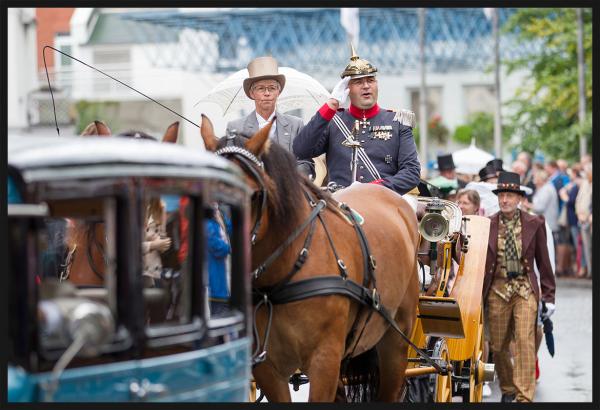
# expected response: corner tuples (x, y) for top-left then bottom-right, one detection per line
(359, 176), (364, 180)
(360, 166), (364, 169)
(362, 131), (366, 134)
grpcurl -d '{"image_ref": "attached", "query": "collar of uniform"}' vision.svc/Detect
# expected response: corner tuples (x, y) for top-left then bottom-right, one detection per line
(349, 103), (380, 119)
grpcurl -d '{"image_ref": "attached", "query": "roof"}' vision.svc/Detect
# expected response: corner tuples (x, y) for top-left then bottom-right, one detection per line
(8, 135), (246, 189)
(86, 11), (179, 45)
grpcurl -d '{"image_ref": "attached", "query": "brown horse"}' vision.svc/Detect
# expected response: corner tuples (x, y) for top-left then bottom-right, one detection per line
(200, 115), (420, 402)
(64, 120), (180, 287)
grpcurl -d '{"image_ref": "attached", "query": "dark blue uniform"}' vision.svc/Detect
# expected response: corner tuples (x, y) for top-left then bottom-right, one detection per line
(293, 104), (421, 195)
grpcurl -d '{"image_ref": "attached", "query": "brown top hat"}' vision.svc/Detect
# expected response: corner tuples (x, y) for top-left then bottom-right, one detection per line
(243, 56), (286, 99)
(492, 171), (527, 196)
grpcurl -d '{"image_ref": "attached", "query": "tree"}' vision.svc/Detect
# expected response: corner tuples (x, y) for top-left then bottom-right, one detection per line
(501, 8), (592, 162)
(452, 111), (513, 151)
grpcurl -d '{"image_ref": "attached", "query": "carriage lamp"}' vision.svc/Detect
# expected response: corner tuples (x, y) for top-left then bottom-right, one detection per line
(419, 199), (449, 243)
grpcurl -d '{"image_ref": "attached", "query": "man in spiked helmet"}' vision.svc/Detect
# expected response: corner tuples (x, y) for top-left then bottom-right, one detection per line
(293, 44), (421, 195)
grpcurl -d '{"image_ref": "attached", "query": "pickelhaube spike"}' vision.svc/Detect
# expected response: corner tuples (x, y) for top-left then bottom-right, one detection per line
(341, 42), (378, 79)
(350, 42), (358, 61)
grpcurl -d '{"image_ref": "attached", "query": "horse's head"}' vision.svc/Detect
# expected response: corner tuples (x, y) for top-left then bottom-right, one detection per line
(199, 114), (306, 244)
(81, 120), (113, 137)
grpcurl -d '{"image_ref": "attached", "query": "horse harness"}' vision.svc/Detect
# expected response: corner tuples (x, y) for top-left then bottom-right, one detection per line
(215, 145), (448, 375)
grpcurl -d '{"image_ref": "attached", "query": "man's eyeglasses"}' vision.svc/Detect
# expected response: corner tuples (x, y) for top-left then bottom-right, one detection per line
(252, 85), (279, 94)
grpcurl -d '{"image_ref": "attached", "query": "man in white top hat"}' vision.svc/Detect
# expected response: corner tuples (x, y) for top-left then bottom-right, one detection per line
(226, 56), (304, 153)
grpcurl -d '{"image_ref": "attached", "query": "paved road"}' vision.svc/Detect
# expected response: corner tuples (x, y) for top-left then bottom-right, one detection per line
(283, 278), (593, 403)
(484, 277), (593, 403)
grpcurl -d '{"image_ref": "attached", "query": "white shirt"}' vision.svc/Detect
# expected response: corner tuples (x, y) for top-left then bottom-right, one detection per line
(256, 111), (277, 139)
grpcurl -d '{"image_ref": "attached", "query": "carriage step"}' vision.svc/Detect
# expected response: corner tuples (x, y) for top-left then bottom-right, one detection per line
(417, 296), (465, 338)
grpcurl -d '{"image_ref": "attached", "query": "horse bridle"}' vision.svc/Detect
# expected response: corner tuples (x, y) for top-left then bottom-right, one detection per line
(214, 145), (268, 245)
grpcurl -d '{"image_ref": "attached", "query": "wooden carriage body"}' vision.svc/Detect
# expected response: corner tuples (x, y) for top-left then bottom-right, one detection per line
(405, 197), (493, 402)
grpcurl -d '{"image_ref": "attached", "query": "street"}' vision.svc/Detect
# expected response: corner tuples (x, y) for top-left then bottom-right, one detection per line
(285, 277), (593, 403)
(485, 277), (593, 402)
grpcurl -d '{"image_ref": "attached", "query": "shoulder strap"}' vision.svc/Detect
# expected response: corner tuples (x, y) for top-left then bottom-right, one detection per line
(331, 114), (382, 180)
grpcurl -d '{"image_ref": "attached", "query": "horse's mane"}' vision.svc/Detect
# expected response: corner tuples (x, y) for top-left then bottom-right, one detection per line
(216, 135), (335, 234)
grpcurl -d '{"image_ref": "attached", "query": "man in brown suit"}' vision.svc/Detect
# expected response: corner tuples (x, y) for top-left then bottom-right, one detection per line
(483, 171), (556, 402)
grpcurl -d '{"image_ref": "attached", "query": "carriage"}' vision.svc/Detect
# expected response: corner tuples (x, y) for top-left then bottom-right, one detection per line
(403, 197), (495, 402)
(7, 134), (253, 402)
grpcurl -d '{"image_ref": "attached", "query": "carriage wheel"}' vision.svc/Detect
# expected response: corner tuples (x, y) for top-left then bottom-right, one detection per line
(249, 380), (256, 402)
(462, 310), (485, 402)
(430, 338), (453, 402)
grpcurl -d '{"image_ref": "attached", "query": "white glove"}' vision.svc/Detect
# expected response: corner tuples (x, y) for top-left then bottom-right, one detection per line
(542, 302), (555, 320)
(330, 77), (351, 106)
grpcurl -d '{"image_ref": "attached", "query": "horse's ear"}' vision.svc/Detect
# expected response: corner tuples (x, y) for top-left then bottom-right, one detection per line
(162, 121), (179, 144)
(94, 121), (112, 136)
(245, 117), (273, 156)
(200, 114), (218, 152)
(80, 122), (98, 136)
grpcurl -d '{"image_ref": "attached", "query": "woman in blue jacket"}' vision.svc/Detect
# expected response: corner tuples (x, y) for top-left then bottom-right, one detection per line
(206, 205), (232, 316)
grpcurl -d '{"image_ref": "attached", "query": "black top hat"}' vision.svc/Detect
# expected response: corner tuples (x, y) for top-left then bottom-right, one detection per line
(492, 171), (527, 196)
(486, 158), (504, 172)
(479, 164), (498, 182)
(437, 154), (455, 171)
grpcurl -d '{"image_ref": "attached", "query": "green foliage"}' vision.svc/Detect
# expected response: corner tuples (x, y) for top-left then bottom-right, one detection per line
(501, 8), (592, 161)
(453, 124), (473, 145)
(74, 100), (121, 134)
(452, 112), (513, 151)
(412, 126), (420, 146)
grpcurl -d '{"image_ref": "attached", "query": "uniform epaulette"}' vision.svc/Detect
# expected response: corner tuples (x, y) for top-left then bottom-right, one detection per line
(392, 108), (416, 128)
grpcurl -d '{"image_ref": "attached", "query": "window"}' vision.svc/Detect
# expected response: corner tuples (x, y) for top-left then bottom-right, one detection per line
(142, 193), (193, 329)
(60, 45), (72, 66)
(463, 85), (496, 117)
(410, 87), (443, 121)
(33, 197), (121, 362)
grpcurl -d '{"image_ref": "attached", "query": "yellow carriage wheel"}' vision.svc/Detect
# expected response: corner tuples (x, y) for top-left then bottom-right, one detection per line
(431, 338), (453, 402)
(466, 310), (485, 402)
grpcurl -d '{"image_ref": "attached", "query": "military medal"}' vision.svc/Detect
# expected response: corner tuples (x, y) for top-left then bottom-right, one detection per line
(385, 155), (392, 164)
(371, 125), (392, 141)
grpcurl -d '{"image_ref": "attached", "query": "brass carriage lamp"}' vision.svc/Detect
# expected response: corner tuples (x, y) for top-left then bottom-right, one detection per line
(419, 199), (449, 243)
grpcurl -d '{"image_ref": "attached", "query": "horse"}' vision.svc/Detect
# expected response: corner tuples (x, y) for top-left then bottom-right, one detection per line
(62, 120), (180, 287)
(199, 115), (420, 402)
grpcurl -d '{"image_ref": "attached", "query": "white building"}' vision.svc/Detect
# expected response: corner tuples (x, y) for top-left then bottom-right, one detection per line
(7, 8), (38, 132)
(12, 7), (529, 158)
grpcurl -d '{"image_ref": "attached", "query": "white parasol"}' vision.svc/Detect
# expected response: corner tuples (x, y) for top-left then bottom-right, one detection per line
(453, 139), (495, 175)
(194, 67), (330, 116)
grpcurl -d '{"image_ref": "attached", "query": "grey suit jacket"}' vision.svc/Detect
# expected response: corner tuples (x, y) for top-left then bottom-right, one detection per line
(225, 110), (304, 153)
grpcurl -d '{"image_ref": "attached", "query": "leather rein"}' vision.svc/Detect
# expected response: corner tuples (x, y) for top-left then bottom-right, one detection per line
(215, 146), (447, 374)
